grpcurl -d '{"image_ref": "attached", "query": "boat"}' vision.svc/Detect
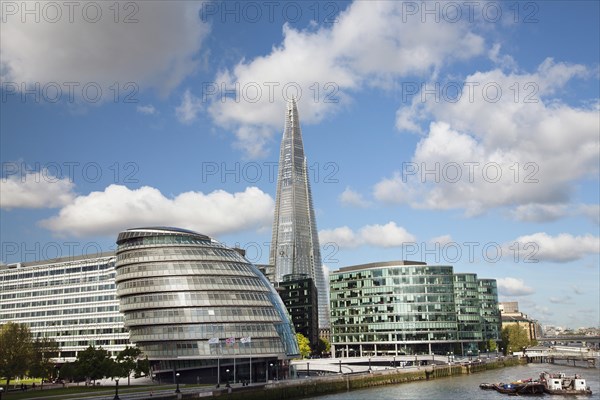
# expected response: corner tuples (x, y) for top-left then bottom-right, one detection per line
(492, 381), (545, 395)
(479, 383), (495, 390)
(539, 372), (593, 395)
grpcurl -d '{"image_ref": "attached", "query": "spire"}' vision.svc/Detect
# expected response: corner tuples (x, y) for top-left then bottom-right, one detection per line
(270, 101), (330, 329)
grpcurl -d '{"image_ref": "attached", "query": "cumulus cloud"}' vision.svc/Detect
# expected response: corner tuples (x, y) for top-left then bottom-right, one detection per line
(206, 1), (484, 157)
(1, 170), (76, 209)
(387, 59), (599, 215)
(579, 204), (600, 225)
(175, 89), (203, 124)
(430, 235), (453, 245)
(136, 105), (156, 115)
(510, 203), (569, 223)
(40, 185), (274, 237)
(508, 232), (600, 263)
(1, 2), (209, 101)
(319, 221), (415, 249)
(497, 277), (535, 296)
(339, 187), (370, 208)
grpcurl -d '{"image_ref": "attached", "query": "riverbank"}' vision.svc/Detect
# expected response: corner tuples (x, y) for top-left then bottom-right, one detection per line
(212, 357), (524, 400)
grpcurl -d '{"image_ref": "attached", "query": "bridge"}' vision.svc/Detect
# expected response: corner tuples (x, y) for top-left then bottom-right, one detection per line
(523, 346), (599, 368)
(540, 335), (600, 343)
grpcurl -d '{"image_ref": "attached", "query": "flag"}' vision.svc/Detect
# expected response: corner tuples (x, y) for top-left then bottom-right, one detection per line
(208, 337), (219, 344)
(226, 337), (235, 345)
(240, 336), (252, 344)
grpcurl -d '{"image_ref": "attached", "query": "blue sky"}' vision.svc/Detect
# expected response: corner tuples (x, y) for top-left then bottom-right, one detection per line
(1, 1), (598, 329)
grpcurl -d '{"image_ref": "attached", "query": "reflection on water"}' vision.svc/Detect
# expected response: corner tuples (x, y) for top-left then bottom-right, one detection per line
(303, 363), (600, 400)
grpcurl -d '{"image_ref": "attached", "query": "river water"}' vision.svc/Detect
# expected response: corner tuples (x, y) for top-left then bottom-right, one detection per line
(304, 363), (600, 400)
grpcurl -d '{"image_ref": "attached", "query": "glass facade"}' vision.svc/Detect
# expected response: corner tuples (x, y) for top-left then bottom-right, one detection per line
(0, 253), (128, 361)
(330, 261), (459, 357)
(277, 274), (319, 347)
(330, 261), (501, 357)
(478, 278), (502, 342)
(116, 227), (299, 382)
(453, 273), (483, 354)
(270, 99), (330, 329)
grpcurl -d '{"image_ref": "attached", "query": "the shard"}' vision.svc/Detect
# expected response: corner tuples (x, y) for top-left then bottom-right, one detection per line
(270, 99), (330, 329)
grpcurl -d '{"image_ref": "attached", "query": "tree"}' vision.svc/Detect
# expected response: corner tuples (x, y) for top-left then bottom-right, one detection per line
(487, 339), (497, 352)
(75, 346), (114, 385)
(116, 346), (142, 385)
(0, 322), (33, 389)
(501, 324), (534, 354)
(296, 333), (311, 359)
(312, 337), (330, 357)
(30, 337), (59, 387)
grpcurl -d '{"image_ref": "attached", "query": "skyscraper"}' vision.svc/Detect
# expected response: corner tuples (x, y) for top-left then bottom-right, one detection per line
(270, 99), (330, 329)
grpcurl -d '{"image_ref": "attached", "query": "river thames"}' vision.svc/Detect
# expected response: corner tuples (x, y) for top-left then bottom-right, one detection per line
(304, 363), (599, 400)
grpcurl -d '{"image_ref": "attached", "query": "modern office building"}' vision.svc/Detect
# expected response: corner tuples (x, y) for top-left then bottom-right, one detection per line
(277, 274), (319, 347)
(0, 252), (129, 362)
(269, 99), (330, 329)
(453, 273), (483, 354)
(115, 227), (299, 383)
(329, 261), (501, 357)
(478, 279), (503, 343)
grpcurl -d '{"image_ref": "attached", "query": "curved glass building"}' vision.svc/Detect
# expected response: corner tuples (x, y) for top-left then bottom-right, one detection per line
(115, 227), (299, 383)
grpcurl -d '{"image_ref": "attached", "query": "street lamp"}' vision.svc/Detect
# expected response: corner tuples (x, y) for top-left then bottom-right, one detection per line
(268, 364), (273, 382)
(368, 357), (372, 373)
(225, 369), (230, 386)
(468, 350), (472, 361)
(0, 387), (4, 400)
(306, 362), (310, 378)
(393, 355), (396, 368)
(175, 372), (181, 393)
(339, 359), (342, 374)
(113, 378), (120, 400)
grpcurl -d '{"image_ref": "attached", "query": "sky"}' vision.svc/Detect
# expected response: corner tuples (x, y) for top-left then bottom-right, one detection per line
(0, 1), (598, 329)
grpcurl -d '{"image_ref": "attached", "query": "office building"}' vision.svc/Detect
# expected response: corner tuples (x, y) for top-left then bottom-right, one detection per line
(329, 261), (501, 357)
(0, 252), (128, 362)
(500, 302), (541, 342)
(269, 99), (330, 329)
(277, 274), (319, 347)
(115, 227), (299, 383)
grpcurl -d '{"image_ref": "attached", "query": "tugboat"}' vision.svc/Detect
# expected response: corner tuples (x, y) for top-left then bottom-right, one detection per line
(539, 372), (593, 395)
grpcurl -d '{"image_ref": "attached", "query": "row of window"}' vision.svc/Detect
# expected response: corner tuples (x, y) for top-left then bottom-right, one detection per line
(1, 274), (115, 292)
(116, 261), (254, 277)
(0, 262), (113, 281)
(1, 305), (118, 320)
(1, 294), (115, 309)
(120, 291), (269, 306)
(117, 247), (240, 261)
(1, 284), (115, 299)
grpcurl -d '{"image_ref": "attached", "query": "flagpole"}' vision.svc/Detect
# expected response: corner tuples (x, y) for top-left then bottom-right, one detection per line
(217, 340), (221, 387)
(249, 339), (252, 384)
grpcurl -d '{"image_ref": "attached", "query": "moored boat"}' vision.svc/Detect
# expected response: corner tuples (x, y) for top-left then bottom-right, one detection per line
(492, 381), (545, 395)
(539, 372), (593, 395)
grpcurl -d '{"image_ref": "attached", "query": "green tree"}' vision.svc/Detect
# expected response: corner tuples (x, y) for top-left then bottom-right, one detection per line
(501, 324), (533, 354)
(0, 322), (33, 389)
(75, 346), (114, 385)
(312, 337), (330, 357)
(29, 337), (59, 387)
(487, 339), (497, 352)
(296, 333), (311, 359)
(116, 346), (142, 385)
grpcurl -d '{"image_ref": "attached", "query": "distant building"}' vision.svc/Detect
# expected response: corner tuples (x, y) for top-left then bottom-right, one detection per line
(277, 274), (319, 347)
(499, 301), (541, 341)
(0, 252), (128, 362)
(256, 263), (276, 285)
(330, 261), (501, 357)
(115, 227), (299, 383)
(270, 99), (329, 329)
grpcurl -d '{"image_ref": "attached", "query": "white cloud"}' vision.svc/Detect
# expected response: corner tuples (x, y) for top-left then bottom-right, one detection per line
(1, 2), (209, 100)
(1, 170), (75, 209)
(319, 221), (415, 249)
(136, 105), (156, 115)
(430, 235), (453, 245)
(339, 187), (370, 208)
(497, 277), (535, 296)
(508, 232), (600, 263)
(389, 59), (598, 215)
(40, 185), (274, 238)
(510, 203), (569, 223)
(175, 89), (203, 124)
(207, 1), (484, 157)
